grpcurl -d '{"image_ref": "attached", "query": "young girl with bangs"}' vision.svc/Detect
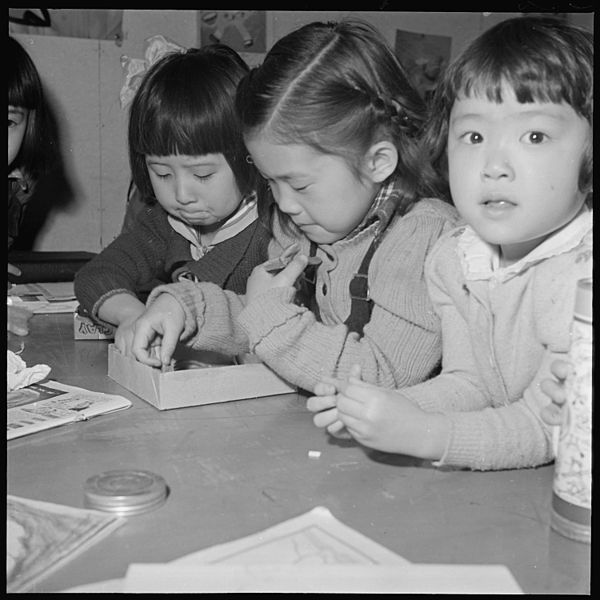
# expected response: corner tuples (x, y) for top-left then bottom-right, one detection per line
(8, 36), (56, 256)
(74, 43), (272, 353)
(127, 20), (459, 394)
(8, 36), (56, 336)
(308, 16), (593, 471)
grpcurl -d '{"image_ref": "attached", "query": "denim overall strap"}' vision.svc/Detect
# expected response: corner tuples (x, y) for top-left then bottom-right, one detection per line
(294, 241), (320, 316)
(344, 236), (379, 337)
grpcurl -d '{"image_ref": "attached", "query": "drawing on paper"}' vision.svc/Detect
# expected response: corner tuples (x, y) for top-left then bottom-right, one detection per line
(7, 495), (123, 592)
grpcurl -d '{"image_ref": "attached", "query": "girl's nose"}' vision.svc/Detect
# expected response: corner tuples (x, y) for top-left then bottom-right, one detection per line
(175, 178), (195, 205)
(273, 188), (300, 216)
(481, 144), (514, 181)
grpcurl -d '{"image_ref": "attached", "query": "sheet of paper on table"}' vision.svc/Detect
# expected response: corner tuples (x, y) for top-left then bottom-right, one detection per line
(7, 380), (132, 440)
(62, 506), (523, 593)
(7, 495), (124, 593)
(8, 282), (78, 314)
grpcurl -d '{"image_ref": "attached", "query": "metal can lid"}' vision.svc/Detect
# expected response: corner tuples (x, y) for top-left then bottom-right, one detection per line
(84, 469), (168, 516)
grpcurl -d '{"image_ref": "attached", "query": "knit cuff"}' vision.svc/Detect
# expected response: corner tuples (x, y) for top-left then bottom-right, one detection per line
(238, 286), (302, 350)
(90, 288), (137, 329)
(433, 412), (487, 470)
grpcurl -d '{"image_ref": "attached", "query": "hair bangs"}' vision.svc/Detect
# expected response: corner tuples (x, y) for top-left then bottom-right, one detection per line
(9, 64), (43, 109)
(450, 21), (592, 120)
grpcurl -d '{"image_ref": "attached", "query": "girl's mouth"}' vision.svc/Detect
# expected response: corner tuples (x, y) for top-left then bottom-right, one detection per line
(480, 198), (517, 217)
(481, 197), (516, 208)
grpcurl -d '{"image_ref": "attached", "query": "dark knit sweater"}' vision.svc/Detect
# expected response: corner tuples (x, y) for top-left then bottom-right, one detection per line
(74, 202), (271, 323)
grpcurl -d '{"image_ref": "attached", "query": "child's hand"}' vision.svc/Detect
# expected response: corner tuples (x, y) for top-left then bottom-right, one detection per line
(114, 313), (144, 357)
(540, 359), (570, 426)
(130, 294), (185, 368)
(245, 244), (311, 303)
(307, 380), (351, 439)
(333, 366), (448, 459)
(307, 363), (363, 439)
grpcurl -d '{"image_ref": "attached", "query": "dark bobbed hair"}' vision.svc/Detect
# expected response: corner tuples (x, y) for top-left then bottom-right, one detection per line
(128, 44), (259, 204)
(423, 16), (593, 205)
(9, 36), (55, 181)
(236, 20), (448, 216)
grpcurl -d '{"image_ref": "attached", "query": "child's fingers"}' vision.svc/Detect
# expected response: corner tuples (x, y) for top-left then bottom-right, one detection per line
(131, 326), (162, 367)
(540, 377), (567, 406)
(278, 253), (308, 282)
(327, 420), (352, 439)
(314, 376), (345, 395)
(541, 403), (564, 427)
(158, 331), (179, 366)
(306, 394), (337, 413)
(550, 359), (570, 381)
(313, 407), (339, 429)
(280, 242), (301, 261)
(313, 381), (337, 396)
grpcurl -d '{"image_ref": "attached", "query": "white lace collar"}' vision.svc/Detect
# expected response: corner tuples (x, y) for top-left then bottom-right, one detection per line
(457, 206), (592, 282)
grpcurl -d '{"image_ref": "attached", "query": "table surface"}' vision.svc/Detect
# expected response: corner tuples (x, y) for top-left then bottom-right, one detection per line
(7, 314), (591, 593)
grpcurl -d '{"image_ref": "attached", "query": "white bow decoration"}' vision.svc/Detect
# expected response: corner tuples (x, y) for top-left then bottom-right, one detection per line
(119, 34), (186, 109)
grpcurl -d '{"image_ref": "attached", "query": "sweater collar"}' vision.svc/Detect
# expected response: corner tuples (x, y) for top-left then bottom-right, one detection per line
(457, 206), (593, 282)
(168, 193), (258, 259)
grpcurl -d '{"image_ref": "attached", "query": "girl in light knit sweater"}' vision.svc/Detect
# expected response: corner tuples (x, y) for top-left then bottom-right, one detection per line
(308, 16), (593, 471)
(128, 20), (459, 392)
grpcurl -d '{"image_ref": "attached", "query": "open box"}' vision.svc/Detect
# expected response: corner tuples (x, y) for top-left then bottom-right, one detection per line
(107, 344), (296, 410)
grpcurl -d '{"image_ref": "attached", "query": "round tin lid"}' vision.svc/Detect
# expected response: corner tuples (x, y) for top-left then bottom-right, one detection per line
(84, 469), (168, 516)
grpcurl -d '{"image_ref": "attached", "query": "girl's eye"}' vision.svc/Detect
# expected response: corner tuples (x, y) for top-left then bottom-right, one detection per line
(460, 131), (483, 144)
(194, 173), (213, 181)
(292, 185), (308, 192)
(522, 131), (548, 145)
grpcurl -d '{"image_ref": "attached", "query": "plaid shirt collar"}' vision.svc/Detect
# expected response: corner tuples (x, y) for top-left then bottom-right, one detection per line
(346, 178), (398, 241)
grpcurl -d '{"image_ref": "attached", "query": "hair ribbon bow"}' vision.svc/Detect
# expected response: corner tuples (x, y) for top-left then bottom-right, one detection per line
(119, 34), (186, 109)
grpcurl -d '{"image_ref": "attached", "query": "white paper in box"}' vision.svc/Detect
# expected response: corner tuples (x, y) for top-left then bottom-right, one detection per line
(107, 344), (296, 410)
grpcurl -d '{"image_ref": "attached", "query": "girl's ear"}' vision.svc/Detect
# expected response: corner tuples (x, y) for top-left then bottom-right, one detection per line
(364, 141), (398, 183)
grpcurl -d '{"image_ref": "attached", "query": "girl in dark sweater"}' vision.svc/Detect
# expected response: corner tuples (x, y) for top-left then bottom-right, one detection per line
(75, 40), (271, 352)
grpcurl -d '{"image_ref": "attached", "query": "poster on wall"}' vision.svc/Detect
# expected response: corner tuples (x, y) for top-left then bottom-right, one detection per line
(8, 9), (124, 44)
(199, 10), (266, 67)
(394, 29), (451, 103)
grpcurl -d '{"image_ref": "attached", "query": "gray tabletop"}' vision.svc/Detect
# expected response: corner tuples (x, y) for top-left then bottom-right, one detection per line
(7, 313), (591, 593)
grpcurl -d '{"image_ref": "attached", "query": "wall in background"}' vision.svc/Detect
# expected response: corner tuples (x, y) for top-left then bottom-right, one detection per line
(12, 10), (593, 252)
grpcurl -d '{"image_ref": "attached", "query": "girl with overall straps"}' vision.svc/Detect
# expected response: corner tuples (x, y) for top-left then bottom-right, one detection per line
(128, 20), (459, 393)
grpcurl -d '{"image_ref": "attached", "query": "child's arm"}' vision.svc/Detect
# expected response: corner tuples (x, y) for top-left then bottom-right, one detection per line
(134, 278), (252, 359)
(308, 364), (450, 456)
(74, 205), (171, 326)
(311, 355), (559, 469)
(238, 205), (458, 392)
